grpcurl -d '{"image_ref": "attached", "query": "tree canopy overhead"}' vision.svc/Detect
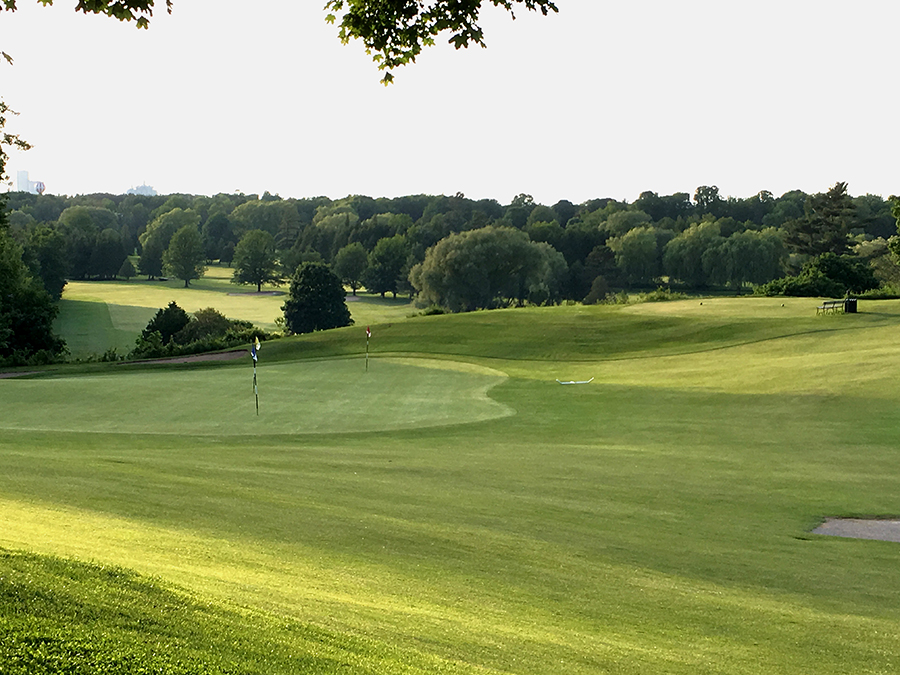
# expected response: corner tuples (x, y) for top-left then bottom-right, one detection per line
(1, 0), (171, 29)
(3, 1), (557, 83)
(325, 0), (558, 83)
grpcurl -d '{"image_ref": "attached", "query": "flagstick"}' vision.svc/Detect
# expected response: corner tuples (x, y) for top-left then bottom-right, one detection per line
(253, 362), (259, 415)
(365, 335), (369, 372)
(251, 337), (260, 416)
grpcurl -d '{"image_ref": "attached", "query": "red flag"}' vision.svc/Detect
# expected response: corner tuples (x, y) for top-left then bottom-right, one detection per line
(366, 326), (371, 338)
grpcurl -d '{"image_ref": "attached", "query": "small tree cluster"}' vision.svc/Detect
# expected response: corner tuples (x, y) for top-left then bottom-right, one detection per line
(130, 302), (266, 359)
(757, 253), (879, 297)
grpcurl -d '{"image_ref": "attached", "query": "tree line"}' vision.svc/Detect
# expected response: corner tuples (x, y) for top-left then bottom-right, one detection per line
(6, 183), (899, 294)
(3, 183), (900, 365)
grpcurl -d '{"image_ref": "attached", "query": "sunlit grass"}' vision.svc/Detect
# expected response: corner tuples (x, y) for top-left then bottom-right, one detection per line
(56, 266), (417, 357)
(0, 358), (510, 434)
(6, 297), (900, 673)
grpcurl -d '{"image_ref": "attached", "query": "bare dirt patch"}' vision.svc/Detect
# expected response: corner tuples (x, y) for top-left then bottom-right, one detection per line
(226, 291), (284, 296)
(0, 371), (39, 379)
(813, 518), (900, 543)
(120, 349), (248, 366)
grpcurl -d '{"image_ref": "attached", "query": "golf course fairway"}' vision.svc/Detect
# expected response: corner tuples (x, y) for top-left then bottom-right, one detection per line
(3, 297), (900, 674)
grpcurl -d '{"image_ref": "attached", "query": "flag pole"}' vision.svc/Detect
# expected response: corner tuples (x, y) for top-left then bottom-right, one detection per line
(251, 336), (260, 415)
(365, 326), (371, 372)
(253, 363), (259, 415)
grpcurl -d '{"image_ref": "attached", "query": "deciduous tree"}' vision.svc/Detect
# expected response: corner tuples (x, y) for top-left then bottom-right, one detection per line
(138, 234), (164, 279)
(5, 2), (558, 83)
(332, 242), (368, 295)
(705, 228), (786, 290)
(662, 221), (723, 288)
(90, 228), (127, 279)
(0, 228), (66, 364)
(607, 226), (670, 285)
(231, 229), (282, 292)
(163, 223), (206, 287)
(409, 225), (566, 312)
(363, 234), (408, 298)
(24, 224), (68, 299)
(324, 0), (558, 83)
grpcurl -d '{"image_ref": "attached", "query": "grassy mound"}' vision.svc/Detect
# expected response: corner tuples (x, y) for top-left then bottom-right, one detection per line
(6, 297), (900, 674)
(0, 549), (449, 674)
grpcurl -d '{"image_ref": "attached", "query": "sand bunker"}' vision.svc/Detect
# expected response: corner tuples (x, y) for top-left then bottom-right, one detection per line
(813, 518), (900, 543)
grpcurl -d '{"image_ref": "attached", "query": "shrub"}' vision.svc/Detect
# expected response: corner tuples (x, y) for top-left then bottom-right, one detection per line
(757, 272), (843, 298)
(756, 253), (878, 297)
(636, 287), (689, 303)
(129, 306), (273, 360)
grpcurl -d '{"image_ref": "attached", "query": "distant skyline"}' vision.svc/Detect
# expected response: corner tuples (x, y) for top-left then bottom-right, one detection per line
(3, 0), (899, 205)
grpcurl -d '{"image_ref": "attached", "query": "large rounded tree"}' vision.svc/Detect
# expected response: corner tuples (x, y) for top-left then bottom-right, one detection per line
(282, 262), (353, 335)
(409, 226), (567, 312)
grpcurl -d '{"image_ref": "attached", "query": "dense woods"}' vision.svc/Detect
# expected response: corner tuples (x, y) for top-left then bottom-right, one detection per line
(4, 184), (899, 303)
(2, 182), (900, 364)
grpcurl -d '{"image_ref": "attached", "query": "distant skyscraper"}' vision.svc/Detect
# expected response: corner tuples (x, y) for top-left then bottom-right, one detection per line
(16, 171), (45, 194)
(126, 183), (157, 196)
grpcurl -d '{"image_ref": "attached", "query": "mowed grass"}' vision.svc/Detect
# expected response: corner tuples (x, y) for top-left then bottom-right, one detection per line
(56, 266), (415, 357)
(0, 358), (510, 434)
(4, 297), (900, 673)
(0, 549), (427, 675)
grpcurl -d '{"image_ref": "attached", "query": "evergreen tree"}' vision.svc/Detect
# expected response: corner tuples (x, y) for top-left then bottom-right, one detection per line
(281, 262), (352, 335)
(118, 257), (137, 281)
(784, 182), (855, 256)
(142, 301), (190, 344)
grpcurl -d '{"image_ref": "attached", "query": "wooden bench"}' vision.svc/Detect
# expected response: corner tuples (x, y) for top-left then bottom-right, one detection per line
(817, 299), (845, 315)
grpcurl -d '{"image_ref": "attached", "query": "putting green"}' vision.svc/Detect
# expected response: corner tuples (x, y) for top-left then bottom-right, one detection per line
(0, 357), (511, 435)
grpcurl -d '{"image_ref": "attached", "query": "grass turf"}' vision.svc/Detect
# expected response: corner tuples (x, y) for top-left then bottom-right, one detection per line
(0, 358), (510, 434)
(56, 266), (415, 358)
(4, 297), (900, 673)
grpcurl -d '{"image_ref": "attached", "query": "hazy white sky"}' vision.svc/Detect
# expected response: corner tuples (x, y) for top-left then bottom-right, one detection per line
(3, 0), (898, 205)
